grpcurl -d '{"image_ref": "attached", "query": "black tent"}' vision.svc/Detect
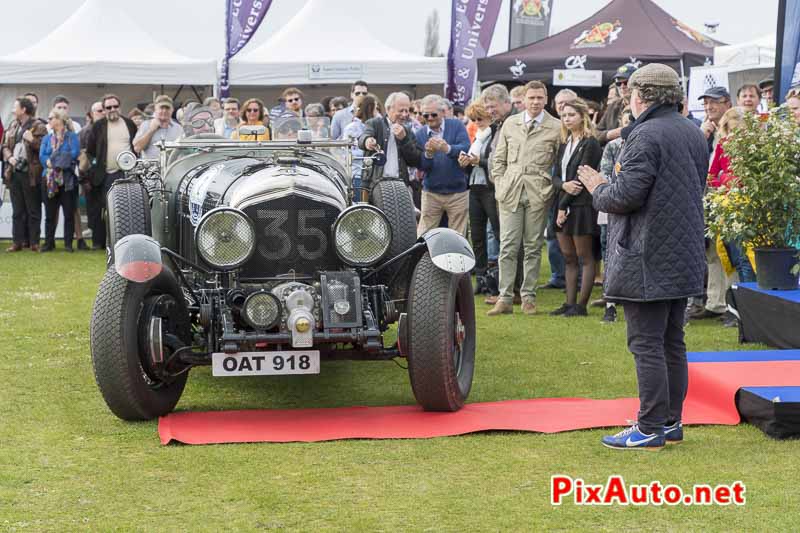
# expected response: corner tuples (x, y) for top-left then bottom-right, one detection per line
(478, 0), (724, 85)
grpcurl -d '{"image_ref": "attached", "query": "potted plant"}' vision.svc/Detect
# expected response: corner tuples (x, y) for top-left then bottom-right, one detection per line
(705, 107), (800, 290)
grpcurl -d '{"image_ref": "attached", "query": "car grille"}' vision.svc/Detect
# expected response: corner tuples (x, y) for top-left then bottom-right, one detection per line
(239, 195), (341, 279)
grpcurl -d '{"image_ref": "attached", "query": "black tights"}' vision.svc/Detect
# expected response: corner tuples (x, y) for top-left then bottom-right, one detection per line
(557, 233), (595, 308)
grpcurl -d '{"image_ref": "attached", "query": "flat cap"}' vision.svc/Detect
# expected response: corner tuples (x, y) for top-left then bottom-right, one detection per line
(628, 63), (680, 88)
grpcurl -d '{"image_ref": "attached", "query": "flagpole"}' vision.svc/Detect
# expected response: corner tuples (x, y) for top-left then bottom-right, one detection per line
(679, 57), (687, 94)
(775, 0), (786, 103)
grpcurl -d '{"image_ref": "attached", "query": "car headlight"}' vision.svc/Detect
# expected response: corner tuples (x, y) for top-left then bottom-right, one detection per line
(195, 208), (256, 269)
(243, 291), (281, 329)
(116, 151), (137, 171)
(332, 205), (392, 267)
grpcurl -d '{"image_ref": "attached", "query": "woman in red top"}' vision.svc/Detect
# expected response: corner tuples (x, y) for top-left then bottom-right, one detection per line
(707, 106), (755, 284)
(708, 107), (744, 188)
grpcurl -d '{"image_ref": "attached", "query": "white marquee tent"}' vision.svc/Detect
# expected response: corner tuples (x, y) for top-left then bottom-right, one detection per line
(713, 34), (775, 104)
(0, 0), (216, 85)
(230, 0), (446, 86)
(714, 34), (776, 73)
(0, 0), (217, 123)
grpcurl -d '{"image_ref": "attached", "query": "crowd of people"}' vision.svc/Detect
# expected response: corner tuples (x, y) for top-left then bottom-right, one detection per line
(2, 70), (800, 331)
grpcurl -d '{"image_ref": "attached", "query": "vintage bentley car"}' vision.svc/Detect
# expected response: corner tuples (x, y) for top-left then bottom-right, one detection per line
(90, 121), (477, 421)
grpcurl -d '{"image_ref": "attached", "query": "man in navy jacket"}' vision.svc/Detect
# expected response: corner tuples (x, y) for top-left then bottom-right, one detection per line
(579, 63), (708, 450)
(415, 95), (471, 236)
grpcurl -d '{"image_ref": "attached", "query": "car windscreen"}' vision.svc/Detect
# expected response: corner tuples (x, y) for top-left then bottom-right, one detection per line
(272, 117), (331, 141)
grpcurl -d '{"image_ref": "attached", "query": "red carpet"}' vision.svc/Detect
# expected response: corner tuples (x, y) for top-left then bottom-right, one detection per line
(158, 359), (800, 445)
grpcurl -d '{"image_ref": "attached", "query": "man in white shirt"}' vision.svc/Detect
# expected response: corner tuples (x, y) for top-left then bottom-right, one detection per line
(360, 92), (421, 186)
(214, 98), (240, 139)
(332, 80), (369, 140)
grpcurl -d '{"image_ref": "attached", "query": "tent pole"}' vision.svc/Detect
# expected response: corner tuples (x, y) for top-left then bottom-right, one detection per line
(507, 0), (512, 50)
(680, 57), (687, 94)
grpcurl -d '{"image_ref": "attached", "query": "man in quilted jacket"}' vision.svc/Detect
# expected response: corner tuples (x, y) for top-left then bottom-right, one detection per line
(578, 64), (708, 450)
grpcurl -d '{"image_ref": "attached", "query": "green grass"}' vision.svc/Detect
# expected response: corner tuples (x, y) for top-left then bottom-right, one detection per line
(1, 241), (798, 531)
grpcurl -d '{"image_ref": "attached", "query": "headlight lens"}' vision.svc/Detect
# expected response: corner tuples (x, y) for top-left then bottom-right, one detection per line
(333, 205), (392, 267)
(243, 291), (281, 329)
(195, 208), (255, 269)
(116, 151), (137, 171)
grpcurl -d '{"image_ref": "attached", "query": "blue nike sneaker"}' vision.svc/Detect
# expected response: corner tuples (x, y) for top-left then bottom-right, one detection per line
(601, 424), (665, 451)
(664, 421), (683, 444)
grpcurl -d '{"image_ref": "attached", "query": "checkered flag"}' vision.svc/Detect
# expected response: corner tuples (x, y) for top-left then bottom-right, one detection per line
(704, 73), (718, 91)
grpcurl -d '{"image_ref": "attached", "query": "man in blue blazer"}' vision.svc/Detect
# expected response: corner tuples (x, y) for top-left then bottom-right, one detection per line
(415, 95), (471, 236)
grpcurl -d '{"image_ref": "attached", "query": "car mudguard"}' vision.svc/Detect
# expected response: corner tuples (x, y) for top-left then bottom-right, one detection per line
(419, 228), (476, 274)
(113, 234), (164, 283)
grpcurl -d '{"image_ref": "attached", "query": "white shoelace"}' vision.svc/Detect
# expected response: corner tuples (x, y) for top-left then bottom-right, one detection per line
(613, 424), (640, 438)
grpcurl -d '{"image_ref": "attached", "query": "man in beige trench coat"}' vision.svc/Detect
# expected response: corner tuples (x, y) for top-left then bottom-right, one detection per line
(488, 80), (561, 316)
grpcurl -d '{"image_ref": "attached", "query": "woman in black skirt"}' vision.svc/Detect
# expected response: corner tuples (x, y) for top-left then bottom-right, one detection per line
(551, 99), (603, 317)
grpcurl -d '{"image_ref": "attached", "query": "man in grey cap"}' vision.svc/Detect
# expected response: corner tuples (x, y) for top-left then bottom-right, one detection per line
(698, 86), (731, 149)
(686, 84), (733, 323)
(578, 63), (708, 450)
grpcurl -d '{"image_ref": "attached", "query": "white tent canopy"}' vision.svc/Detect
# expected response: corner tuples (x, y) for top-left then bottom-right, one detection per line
(0, 0), (216, 85)
(714, 34), (776, 73)
(230, 0), (445, 86)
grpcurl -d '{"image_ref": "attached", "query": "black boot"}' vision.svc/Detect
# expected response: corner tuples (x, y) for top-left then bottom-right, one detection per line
(474, 275), (487, 295)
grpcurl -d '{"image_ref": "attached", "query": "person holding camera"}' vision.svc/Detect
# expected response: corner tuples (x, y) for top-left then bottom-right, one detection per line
(39, 109), (80, 252)
(2, 97), (48, 252)
(359, 92), (421, 194)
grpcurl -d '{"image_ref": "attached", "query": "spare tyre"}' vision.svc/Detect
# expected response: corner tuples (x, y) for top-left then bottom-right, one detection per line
(106, 180), (151, 255)
(370, 179), (417, 300)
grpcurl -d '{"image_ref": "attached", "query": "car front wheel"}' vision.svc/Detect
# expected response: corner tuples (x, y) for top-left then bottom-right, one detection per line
(406, 252), (476, 411)
(90, 266), (190, 421)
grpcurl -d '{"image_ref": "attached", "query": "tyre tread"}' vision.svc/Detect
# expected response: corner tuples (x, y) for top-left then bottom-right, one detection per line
(371, 180), (417, 297)
(407, 253), (472, 411)
(107, 181), (151, 252)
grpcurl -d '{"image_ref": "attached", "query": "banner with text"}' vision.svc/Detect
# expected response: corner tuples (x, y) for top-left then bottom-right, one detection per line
(509, 0), (553, 49)
(777, 0), (800, 102)
(219, 0), (274, 98)
(446, 0), (502, 105)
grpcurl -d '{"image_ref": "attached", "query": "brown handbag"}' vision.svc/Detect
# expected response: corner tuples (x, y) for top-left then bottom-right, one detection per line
(78, 149), (91, 173)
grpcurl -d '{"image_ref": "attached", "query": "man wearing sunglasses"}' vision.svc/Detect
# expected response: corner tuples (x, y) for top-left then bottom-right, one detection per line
(597, 63), (637, 145)
(332, 80), (369, 140)
(281, 87), (305, 117)
(414, 94), (471, 237)
(84, 93), (138, 249)
(133, 95), (183, 159)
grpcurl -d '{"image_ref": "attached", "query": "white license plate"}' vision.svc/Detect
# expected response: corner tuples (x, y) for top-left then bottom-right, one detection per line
(211, 351), (320, 376)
